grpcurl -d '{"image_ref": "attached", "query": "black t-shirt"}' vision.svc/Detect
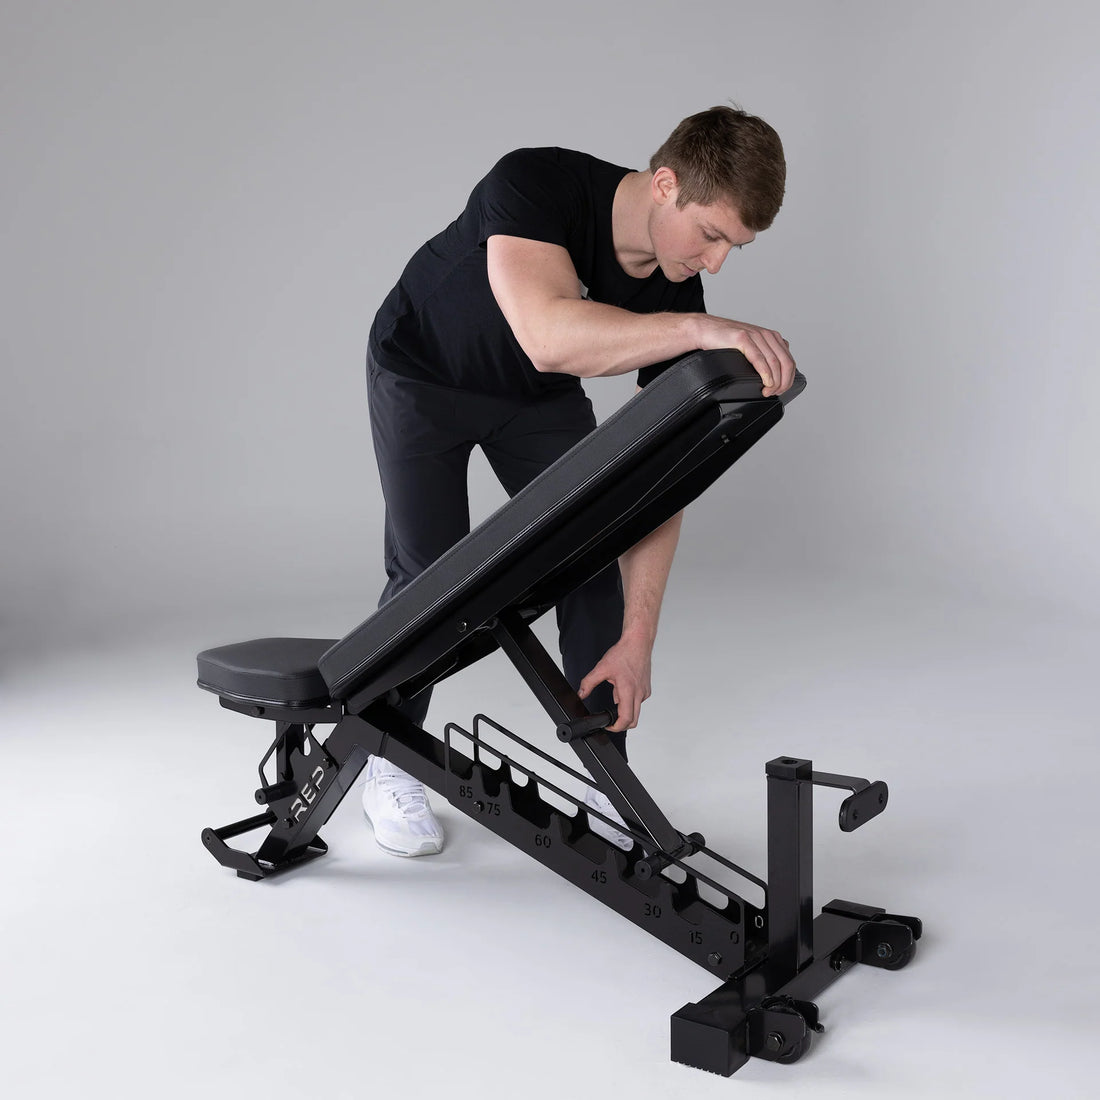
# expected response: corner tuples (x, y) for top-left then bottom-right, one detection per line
(369, 147), (705, 396)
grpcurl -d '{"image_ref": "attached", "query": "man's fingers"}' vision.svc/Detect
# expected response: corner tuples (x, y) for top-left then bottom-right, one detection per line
(761, 328), (795, 392)
(732, 333), (773, 389)
(615, 679), (650, 731)
(580, 646), (652, 732)
(582, 663), (624, 729)
(578, 665), (604, 699)
(746, 332), (779, 393)
(605, 680), (625, 731)
(743, 328), (794, 396)
(607, 684), (636, 732)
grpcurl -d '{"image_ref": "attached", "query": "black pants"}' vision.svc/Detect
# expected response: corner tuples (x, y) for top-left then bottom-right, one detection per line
(367, 356), (627, 758)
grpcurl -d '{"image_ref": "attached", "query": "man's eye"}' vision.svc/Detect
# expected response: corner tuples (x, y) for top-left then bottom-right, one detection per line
(702, 232), (718, 242)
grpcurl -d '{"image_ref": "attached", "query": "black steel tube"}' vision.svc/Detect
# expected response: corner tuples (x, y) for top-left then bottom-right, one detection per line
(556, 711), (614, 741)
(213, 811), (276, 841)
(766, 757), (815, 980)
(255, 780), (296, 805)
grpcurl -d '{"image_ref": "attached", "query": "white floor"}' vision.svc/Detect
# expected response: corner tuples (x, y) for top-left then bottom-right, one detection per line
(2, 576), (1097, 1099)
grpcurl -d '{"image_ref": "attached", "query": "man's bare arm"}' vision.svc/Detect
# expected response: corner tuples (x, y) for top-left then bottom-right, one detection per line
(579, 509), (684, 732)
(486, 234), (796, 397)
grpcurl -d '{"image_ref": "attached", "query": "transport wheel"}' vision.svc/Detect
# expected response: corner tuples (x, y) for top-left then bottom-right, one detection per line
(859, 919), (916, 970)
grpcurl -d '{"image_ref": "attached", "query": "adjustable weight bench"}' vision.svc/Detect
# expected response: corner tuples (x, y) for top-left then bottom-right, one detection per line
(197, 349), (921, 1077)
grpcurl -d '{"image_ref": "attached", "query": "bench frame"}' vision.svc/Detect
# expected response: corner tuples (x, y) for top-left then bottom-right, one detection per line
(202, 609), (920, 1075)
(199, 352), (921, 1075)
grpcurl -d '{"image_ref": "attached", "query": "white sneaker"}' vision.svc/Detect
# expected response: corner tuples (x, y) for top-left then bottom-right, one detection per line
(584, 787), (634, 851)
(362, 755), (444, 857)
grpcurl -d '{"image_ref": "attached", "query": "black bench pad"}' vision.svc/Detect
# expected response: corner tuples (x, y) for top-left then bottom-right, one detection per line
(197, 637), (339, 707)
(319, 349), (804, 707)
(195, 351), (804, 714)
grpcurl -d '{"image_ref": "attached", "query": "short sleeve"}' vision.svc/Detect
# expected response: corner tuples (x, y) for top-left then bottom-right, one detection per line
(637, 280), (707, 387)
(476, 148), (581, 251)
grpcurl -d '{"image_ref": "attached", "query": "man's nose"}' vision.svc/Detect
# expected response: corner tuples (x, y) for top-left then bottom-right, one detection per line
(703, 243), (732, 275)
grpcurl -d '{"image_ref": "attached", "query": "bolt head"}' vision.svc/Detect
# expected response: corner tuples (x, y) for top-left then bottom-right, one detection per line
(766, 1032), (784, 1053)
(876, 942), (894, 960)
(707, 952), (722, 967)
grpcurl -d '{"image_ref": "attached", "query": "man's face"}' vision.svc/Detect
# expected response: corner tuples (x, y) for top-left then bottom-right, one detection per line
(648, 173), (757, 282)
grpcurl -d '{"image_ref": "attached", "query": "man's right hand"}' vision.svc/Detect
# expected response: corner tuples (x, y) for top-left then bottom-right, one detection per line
(693, 315), (796, 397)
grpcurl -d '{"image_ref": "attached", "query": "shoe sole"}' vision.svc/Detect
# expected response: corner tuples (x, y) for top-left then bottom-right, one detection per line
(363, 809), (444, 857)
(585, 800), (634, 851)
(589, 823), (634, 851)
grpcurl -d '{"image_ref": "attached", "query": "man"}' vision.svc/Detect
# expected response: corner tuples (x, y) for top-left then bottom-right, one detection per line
(361, 105), (797, 857)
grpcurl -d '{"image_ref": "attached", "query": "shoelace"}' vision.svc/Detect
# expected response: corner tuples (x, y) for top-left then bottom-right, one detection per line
(377, 773), (430, 815)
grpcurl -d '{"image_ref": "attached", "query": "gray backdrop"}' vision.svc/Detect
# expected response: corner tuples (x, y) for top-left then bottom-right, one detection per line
(3, 0), (1097, 657)
(4, 5), (1100, 1097)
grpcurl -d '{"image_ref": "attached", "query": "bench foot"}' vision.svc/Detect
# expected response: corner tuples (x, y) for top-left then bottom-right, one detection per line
(671, 902), (921, 1075)
(201, 818), (329, 880)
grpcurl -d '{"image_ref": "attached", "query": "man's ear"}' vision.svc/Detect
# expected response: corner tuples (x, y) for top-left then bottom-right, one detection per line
(651, 166), (679, 206)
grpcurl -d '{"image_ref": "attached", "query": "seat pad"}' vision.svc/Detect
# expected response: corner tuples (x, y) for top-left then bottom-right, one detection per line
(196, 637), (339, 707)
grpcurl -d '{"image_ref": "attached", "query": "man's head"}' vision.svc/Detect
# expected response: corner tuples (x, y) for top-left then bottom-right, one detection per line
(644, 105), (786, 282)
(649, 105), (786, 232)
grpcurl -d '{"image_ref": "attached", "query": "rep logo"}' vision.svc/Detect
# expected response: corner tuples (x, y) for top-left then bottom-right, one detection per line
(288, 765), (326, 823)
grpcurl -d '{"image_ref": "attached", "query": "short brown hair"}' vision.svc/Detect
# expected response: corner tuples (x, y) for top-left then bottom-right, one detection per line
(650, 105), (786, 231)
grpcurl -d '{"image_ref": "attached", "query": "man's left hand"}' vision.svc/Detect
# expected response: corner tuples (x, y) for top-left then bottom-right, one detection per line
(578, 634), (654, 733)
